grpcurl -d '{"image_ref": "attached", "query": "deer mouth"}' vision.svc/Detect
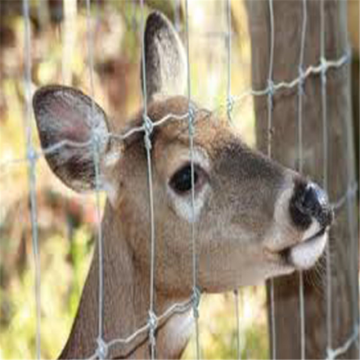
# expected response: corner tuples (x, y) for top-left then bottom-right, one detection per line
(280, 227), (328, 270)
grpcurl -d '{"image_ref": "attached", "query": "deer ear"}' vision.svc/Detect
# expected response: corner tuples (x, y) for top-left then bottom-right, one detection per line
(33, 85), (111, 193)
(142, 11), (188, 102)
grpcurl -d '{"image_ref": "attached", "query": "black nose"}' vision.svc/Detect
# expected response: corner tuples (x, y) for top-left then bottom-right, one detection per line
(290, 181), (334, 230)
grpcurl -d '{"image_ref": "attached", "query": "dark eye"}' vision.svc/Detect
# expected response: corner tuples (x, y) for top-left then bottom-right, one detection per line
(169, 164), (201, 194)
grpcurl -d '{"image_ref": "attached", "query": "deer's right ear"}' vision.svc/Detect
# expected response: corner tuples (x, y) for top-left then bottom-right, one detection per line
(142, 11), (188, 102)
(33, 85), (111, 193)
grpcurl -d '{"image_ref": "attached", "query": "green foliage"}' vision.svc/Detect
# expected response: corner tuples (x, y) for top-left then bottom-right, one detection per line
(183, 289), (268, 360)
(0, 224), (93, 359)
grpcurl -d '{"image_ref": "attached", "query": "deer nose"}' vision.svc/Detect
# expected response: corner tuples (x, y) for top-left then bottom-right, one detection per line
(290, 181), (334, 230)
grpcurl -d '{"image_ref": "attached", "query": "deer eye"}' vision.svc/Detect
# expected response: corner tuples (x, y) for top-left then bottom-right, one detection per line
(169, 163), (205, 195)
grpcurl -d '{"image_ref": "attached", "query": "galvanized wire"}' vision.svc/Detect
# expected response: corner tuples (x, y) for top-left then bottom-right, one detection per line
(225, 0), (241, 358)
(226, 0), (234, 124)
(184, 1), (201, 359)
(139, 1), (158, 358)
(326, 0), (359, 358)
(297, 0), (308, 358)
(3, 3), (358, 359)
(85, 2), (106, 356)
(87, 297), (194, 359)
(326, 325), (360, 360)
(267, 1), (276, 359)
(234, 289), (241, 360)
(22, 0), (41, 359)
(174, 0), (181, 32)
(0, 53), (351, 175)
(342, 1), (360, 356)
(319, 0), (333, 352)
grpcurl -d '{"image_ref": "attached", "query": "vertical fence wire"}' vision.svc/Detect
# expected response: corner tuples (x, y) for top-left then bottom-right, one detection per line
(343, 1), (360, 354)
(335, 0), (359, 357)
(225, 1), (241, 358)
(267, 0), (275, 157)
(131, 0), (137, 32)
(234, 290), (241, 359)
(267, 1), (276, 359)
(8, 1), (359, 358)
(319, 0), (333, 352)
(22, 0), (41, 358)
(184, 1), (201, 359)
(174, 0), (181, 32)
(85, 1), (107, 357)
(139, 1), (158, 358)
(226, 0), (234, 125)
(297, 0), (308, 358)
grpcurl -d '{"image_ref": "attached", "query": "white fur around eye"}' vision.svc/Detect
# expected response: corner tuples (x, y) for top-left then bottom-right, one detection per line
(167, 148), (211, 223)
(168, 183), (210, 223)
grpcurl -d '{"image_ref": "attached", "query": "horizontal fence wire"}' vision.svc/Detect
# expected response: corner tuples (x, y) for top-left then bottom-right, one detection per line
(87, 297), (195, 359)
(1, 53), (351, 172)
(326, 324), (360, 360)
(7, 1), (358, 358)
(8, 49), (358, 360)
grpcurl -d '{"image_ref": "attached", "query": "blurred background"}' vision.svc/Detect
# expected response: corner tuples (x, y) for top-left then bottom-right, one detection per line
(0, 0), (358, 358)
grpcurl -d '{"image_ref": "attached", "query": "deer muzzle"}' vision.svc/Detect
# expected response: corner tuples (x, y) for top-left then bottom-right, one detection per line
(285, 180), (334, 270)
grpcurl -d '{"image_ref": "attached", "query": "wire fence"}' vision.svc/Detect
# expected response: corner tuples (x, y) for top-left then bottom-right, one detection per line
(0, 0), (358, 359)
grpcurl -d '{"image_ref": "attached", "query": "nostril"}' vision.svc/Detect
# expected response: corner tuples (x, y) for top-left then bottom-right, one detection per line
(290, 181), (333, 230)
(303, 184), (324, 214)
(290, 181), (312, 230)
(302, 183), (333, 228)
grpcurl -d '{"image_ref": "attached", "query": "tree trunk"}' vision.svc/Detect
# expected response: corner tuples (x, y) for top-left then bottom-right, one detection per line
(246, 1), (359, 358)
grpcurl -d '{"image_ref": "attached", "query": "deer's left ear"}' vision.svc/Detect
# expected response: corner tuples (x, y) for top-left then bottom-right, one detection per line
(33, 85), (112, 193)
(141, 11), (188, 103)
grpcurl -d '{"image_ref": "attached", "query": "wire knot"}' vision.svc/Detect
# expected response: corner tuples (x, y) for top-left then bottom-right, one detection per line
(192, 286), (201, 319)
(320, 57), (328, 85)
(148, 310), (158, 330)
(91, 126), (108, 149)
(96, 337), (109, 359)
(188, 106), (196, 136)
(267, 80), (275, 97)
(267, 80), (275, 111)
(298, 66), (305, 95)
(227, 96), (234, 121)
(148, 310), (158, 348)
(344, 48), (352, 63)
(326, 347), (335, 360)
(143, 115), (154, 135)
(143, 115), (154, 151)
(27, 148), (38, 163)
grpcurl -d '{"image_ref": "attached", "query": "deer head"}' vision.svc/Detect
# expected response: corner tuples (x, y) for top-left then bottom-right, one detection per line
(33, 11), (333, 359)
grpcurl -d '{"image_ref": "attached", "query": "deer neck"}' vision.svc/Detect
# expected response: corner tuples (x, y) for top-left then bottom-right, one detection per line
(59, 202), (193, 359)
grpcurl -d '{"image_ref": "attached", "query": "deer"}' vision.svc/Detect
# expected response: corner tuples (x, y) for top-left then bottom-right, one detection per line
(32, 11), (333, 360)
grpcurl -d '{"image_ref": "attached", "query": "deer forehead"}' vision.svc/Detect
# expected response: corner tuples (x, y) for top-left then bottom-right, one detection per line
(120, 96), (233, 175)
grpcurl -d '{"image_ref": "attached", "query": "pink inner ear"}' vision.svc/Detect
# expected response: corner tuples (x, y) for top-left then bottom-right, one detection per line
(49, 97), (92, 143)
(61, 125), (90, 143)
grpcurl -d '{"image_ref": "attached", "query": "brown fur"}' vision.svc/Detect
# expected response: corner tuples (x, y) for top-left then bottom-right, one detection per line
(58, 96), (303, 359)
(32, 12), (327, 359)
